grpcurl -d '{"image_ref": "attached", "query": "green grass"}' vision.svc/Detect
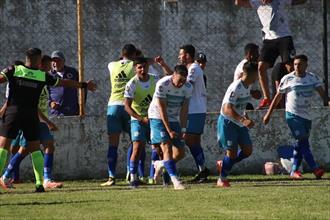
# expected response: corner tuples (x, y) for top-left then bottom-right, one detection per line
(1, 174), (329, 220)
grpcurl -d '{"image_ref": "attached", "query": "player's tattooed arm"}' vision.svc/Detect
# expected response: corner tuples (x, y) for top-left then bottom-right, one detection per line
(179, 98), (189, 137)
(263, 92), (284, 125)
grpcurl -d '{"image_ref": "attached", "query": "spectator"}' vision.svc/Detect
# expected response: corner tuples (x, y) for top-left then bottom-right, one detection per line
(48, 51), (83, 116)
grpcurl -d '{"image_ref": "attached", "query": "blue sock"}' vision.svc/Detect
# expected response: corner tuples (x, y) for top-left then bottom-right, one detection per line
(3, 152), (24, 179)
(11, 153), (22, 181)
(163, 160), (177, 177)
(129, 160), (139, 175)
(138, 147), (146, 178)
(299, 139), (318, 170)
(234, 150), (249, 163)
(220, 155), (235, 179)
(149, 149), (159, 178)
(107, 145), (118, 177)
(292, 142), (303, 172)
(44, 153), (54, 181)
(126, 144), (133, 174)
(188, 144), (205, 171)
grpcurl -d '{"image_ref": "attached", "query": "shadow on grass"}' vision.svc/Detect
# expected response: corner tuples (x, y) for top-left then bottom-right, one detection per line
(0, 198), (112, 207)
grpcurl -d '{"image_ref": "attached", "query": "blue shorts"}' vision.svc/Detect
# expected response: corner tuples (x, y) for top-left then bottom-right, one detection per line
(217, 115), (252, 151)
(107, 105), (130, 134)
(131, 120), (150, 142)
(150, 119), (184, 148)
(286, 112), (311, 140)
(187, 113), (206, 134)
(39, 122), (54, 142)
(10, 122), (53, 148)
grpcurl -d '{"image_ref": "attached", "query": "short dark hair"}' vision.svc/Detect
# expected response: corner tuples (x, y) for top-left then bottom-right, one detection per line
(180, 44), (195, 59)
(25, 48), (41, 59)
(294, 54), (308, 62)
(41, 55), (52, 65)
(244, 43), (259, 55)
(14, 60), (24, 66)
(196, 52), (207, 63)
(243, 61), (258, 76)
(133, 56), (148, 66)
(174, 65), (188, 77)
(122, 44), (137, 58)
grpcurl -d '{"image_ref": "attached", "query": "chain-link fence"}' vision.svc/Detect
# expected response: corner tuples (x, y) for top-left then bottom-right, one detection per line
(0, 0), (328, 115)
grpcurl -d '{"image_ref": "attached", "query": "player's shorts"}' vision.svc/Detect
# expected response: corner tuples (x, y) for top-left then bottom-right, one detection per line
(10, 122), (54, 148)
(39, 122), (54, 142)
(131, 120), (150, 142)
(217, 115), (252, 151)
(260, 36), (295, 67)
(187, 113), (206, 135)
(107, 105), (130, 134)
(286, 112), (311, 140)
(0, 106), (39, 141)
(150, 119), (184, 148)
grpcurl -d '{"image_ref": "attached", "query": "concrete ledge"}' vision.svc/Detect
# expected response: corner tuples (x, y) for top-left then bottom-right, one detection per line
(18, 107), (329, 180)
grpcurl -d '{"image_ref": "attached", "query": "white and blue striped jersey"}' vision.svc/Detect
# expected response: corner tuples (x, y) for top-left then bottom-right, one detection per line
(278, 72), (322, 120)
(148, 75), (193, 122)
(220, 79), (251, 126)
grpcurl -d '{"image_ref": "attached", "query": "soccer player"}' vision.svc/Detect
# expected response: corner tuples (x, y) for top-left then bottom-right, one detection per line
(0, 48), (96, 192)
(178, 45), (209, 182)
(124, 57), (158, 187)
(195, 52), (207, 88)
(148, 65), (192, 190)
(102, 44), (137, 186)
(263, 54), (326, 179)
(233, 43), (262, 110)
(5, 55), (63, 188)
(217, 62), (260, 187)
(235, 0), (307, 109)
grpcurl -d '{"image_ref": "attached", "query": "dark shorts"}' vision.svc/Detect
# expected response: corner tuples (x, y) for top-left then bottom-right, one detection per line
(260, 36), (295, 67)
(0, 106), (40, 141)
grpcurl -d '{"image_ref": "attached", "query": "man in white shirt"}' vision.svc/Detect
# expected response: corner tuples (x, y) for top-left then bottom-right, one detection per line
(148, 65), (193, 190)
(235, 0), (307, 109)
(217, 62), (260, 187)
(263, 54), (327, 179)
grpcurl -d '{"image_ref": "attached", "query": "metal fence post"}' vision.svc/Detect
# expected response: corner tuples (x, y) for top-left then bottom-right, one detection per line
(322, 0), (329, 106)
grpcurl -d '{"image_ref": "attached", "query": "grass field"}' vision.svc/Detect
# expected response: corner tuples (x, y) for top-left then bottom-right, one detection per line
(0, 174), (329, 220)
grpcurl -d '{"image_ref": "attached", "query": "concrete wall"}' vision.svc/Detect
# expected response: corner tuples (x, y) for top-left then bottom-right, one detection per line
(0, 0), (329, 114)
(17, 108), (330, 180)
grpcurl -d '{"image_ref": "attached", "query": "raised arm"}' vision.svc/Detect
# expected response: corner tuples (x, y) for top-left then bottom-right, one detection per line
(56, 79), (96, 92)
(154, 56), (173, 75)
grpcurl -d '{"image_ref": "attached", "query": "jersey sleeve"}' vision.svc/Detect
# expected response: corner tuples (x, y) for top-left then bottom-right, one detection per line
(154, 82), (167, 99)
(311, 73), (323, 89)
(187, 66), (199, 84)
(226, 86), (239, 105)
(124, 79), (137, 99)
(278, 76), (289, 93)
(45, 73), (59, 86)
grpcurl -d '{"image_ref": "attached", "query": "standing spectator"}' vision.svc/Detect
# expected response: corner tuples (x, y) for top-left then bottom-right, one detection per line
(235, 0), (307, 109)
(48, 51), (81, 116)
